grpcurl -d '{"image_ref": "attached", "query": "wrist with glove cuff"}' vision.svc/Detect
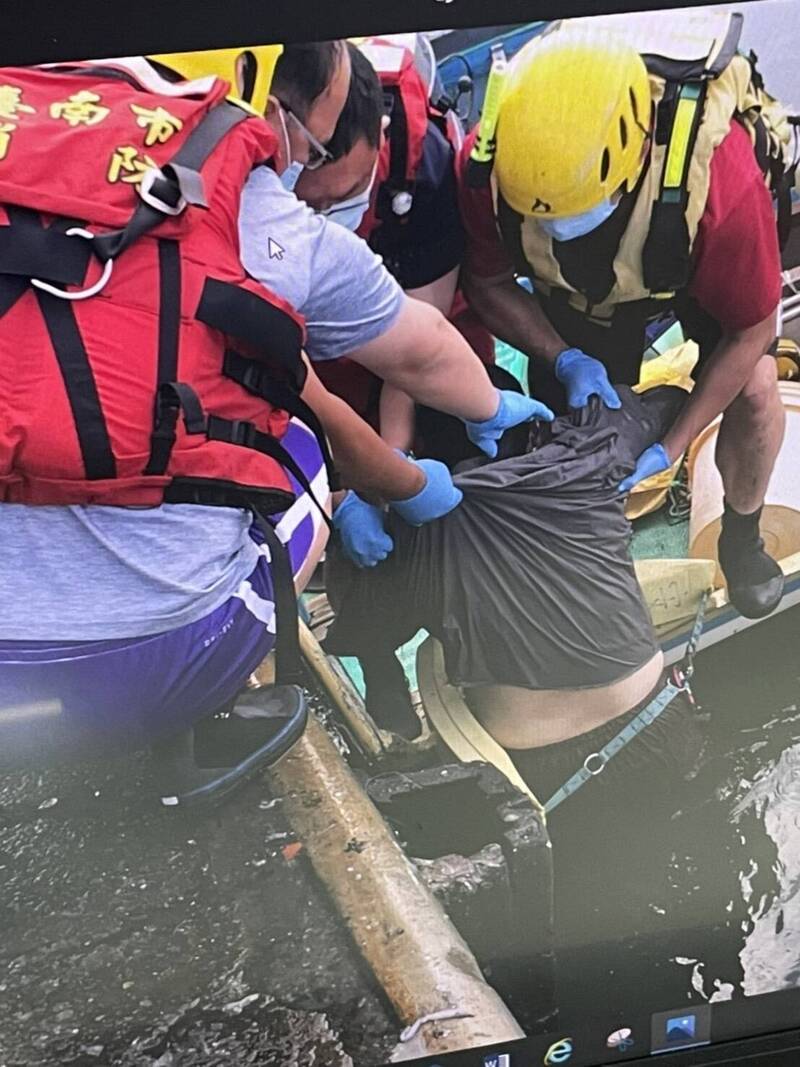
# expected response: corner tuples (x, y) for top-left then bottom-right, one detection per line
(332, 452), (464, 565)
(388, 453), (463, 526)
(618, 442), (672, 495)
(332, 491), (393, 569)
(555, 348), (621, 410)
(463, 387), (554, 458)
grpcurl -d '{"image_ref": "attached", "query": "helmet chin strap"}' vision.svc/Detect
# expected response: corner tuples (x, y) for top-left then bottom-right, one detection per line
(625, 135), (652, 193)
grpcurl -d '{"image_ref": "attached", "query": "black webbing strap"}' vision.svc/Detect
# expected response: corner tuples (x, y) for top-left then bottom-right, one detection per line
(642, 80), (707, 294)
(206, 415), (332, 530)
(776, 158), (798, 250)
(384, 86), (410, 193)
(196, 279), (307, 392)
(34, 287), (116, 481)
(144, 240), (182, 476)
(0, 211), (91, 285)
(250, 509), (305, 687)
(494, 192), (534, 280)
(149, 380), (206, 439)
(0, 210), (89, 319)
(222, 349), (339, 489)
(0, 275), (28, 319)
(92, 102), (250, 263)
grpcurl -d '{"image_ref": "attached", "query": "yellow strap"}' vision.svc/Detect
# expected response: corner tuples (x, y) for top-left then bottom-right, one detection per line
(663, 85), (702, 190)
(470, 47), (507, 165)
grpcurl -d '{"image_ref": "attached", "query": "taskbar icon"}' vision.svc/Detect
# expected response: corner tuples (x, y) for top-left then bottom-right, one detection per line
(606, 1026), (635, 1053)
(651, 1004), (711, 1054)
(543, 1036), (573, 1064)
(483, 1053), (512, 1067)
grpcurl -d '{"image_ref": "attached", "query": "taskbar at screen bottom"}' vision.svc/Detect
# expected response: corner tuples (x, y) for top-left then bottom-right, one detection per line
(387, 986), (800, 1067)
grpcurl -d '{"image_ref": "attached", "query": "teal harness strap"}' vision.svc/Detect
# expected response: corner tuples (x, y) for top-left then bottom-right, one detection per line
(543, 591), (710, 816)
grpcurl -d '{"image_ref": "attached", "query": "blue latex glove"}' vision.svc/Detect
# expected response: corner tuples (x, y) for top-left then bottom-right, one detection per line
(619, 443), (671, 494)
(555, 348), (622, 410)
(389, 457), (463, 526)
(332, 491), (394, 568)
(464, 388), (554, 459)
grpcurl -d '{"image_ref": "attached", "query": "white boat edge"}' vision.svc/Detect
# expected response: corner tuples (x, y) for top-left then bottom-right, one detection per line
(661, 552), (800, 665)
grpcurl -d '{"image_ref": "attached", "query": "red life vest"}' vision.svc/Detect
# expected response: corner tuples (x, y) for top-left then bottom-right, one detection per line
(357, 38), (462, 240)
(0, 62), (322, 513)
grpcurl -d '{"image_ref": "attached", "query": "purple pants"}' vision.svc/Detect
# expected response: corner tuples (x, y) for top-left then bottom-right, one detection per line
(0, 420), (327, 758)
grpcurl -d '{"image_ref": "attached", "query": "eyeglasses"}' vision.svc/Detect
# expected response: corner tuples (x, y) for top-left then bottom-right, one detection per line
(280, 102), (334, 171)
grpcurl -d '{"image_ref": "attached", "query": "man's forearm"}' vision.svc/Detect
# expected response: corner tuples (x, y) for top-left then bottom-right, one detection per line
(462, 273), (566, 364)
(663, 314), (777, 459)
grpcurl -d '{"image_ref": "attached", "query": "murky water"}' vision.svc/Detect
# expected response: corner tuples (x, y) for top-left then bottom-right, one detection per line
(549, 604), (800, 1032)
(2, 608), (800, 1064)
(0, 723), (394, 1067)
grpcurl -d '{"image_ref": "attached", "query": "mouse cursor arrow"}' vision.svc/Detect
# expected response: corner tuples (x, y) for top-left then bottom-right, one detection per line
(268, 237), (285, 261)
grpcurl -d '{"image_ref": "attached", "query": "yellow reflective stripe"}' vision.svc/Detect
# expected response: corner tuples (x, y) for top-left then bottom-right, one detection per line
(471, 56), (507, 164)
(663, 88), (701, 190)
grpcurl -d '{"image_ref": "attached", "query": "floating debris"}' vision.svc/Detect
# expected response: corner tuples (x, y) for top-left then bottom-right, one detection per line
(399, 1008), (474, 1043)
(221, 993), (260, 1015)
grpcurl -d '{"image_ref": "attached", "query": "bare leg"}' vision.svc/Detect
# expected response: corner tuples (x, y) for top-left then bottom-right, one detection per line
(716, 355), (786, 618)
(715, 354), (785, 513)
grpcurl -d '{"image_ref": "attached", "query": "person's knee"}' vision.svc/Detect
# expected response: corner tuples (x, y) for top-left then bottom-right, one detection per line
(725, 355), (779, 426)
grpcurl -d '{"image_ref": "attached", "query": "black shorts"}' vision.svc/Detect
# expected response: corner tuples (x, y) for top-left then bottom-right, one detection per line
(509, 673), (706, 813)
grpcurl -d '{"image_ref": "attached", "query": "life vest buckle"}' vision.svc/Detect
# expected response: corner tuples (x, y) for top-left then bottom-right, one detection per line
(223, 418), (258, 448)
(30, 228), (114, 301)
(138, 166), (188, 217)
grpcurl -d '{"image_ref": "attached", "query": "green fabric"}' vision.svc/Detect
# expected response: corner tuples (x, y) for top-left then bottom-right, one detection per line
(495, 340), (529, 393)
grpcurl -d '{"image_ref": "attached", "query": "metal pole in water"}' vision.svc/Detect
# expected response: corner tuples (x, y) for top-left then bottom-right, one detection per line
(266, 713), (525, 1059)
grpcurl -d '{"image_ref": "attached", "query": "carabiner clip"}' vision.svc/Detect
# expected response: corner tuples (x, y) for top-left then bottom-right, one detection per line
(31, 228), (113, 301)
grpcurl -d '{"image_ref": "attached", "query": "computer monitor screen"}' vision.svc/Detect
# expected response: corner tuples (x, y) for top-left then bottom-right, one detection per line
(2, 2), (800, 1066)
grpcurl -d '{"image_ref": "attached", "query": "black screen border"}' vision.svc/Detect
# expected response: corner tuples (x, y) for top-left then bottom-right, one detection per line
(0, 0), (769, 66)
(1, 0), (794, 1065)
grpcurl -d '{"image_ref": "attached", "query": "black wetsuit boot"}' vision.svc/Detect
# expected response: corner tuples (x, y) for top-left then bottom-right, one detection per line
(717, 501), (784, 619)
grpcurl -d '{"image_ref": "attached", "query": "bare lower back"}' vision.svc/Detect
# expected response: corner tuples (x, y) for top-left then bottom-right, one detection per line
(466, 651), (665, 750)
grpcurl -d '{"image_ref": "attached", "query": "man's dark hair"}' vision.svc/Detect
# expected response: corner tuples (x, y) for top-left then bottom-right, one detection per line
(326, 43), (384, 161)
(271, 40), (346, 122)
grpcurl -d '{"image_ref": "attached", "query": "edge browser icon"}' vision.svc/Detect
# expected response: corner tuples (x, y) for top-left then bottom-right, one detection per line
(544, 1037), (573, 1064)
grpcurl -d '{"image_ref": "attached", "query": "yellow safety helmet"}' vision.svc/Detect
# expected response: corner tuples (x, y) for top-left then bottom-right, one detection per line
(494, 30), (652, 218)
(148, 44), (283, 116)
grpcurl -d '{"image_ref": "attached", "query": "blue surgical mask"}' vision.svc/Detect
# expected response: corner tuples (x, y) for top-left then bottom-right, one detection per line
(280, 160), (305, 193)
(277, 105), (305, 193)
(322, 191), (371, 232)
(321, 163), (378, 232)
(538, 196), (620, 242)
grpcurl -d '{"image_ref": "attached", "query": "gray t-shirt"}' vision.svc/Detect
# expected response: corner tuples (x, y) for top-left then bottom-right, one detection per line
(238, 164), (404, 361)
(2, 170), (405, 641)
(0, 504), (260, 641)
